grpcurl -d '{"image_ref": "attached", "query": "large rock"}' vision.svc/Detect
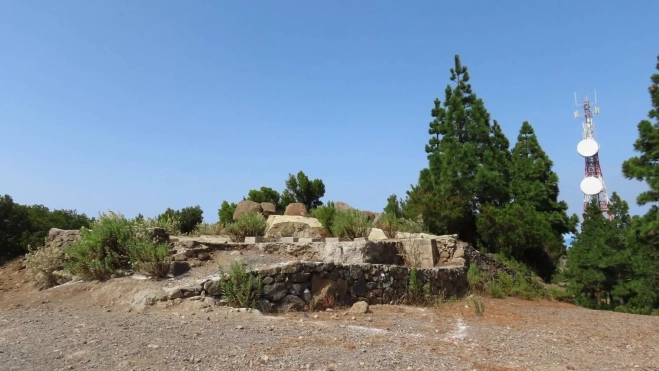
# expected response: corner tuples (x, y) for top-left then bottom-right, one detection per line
(334, 201), (354, 211)
(367, 228), (388, 241)
(284, 203), (308, 217)
(362, 211), (376, 222)
(233, 200), (263, 221)
(260, 202), (277, 217)
(45, 228), (82, 251)
(264, 215), (325, 239)
(311, 274), (337, 310)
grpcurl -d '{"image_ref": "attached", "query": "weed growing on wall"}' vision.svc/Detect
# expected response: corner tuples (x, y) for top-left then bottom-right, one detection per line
(218, 260), (262, 308)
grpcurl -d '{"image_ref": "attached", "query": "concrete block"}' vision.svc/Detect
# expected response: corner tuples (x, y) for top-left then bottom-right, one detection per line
(244, 236), (264, 243)
(325, 237), (340, 243)
(398, 238), (439, 268)
(298, 237), (321, 243)
(354, 237), (368, 242)
(279, 237), (299, 243)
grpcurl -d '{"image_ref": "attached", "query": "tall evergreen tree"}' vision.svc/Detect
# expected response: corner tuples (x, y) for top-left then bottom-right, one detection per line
(410, 55), (510, 244)
(509, 122), (578, 254)
(620, 54), (659, 311)
(566, 200), (618, 307)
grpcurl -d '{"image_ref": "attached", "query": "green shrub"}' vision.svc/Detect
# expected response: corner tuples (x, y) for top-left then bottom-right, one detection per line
(224, 212), (267, 242)
(407, 268), (425, 302)
(64, 211), (134, 280)
(497, 272), (515, 296)
(157, 206), (203, 235)
(127, 239), (170, 278)
(218, 201), (237, 226)
(189, 222), (225, 236)
(375, 213), (400, 238)
(487, 280), (505, 299)
(219, 260), (262, 308)
(467, 264), (482, 292)
(311, 201), (336, 232)
(330, 209), (372, 240)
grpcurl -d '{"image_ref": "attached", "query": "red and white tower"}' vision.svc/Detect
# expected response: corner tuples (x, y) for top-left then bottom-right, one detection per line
(574, 93), (612, 219)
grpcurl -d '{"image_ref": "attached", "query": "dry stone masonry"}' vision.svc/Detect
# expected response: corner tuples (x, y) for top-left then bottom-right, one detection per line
(180, 260), (468, 313)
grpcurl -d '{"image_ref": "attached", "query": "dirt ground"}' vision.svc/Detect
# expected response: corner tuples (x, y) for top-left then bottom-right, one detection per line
(1, 253), (658, 371)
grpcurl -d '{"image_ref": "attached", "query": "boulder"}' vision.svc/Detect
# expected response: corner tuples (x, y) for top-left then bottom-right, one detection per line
(233, 200), (262, 221)
(45, 228), (82, 251)
(334, 201), (354, 211)
(260, 202), (277, 217)
(349, 301), (369, 314)
(277, 295), (307, 312)
(284, 203), (308, 216)
(367, 228), (388, 241)
(310, 274), (337, 310)
(264, 215), (325, 239)
(362, 211), (376, 222)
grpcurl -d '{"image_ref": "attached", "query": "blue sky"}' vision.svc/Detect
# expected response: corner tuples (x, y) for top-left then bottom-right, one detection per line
(1, 1), (658, 223)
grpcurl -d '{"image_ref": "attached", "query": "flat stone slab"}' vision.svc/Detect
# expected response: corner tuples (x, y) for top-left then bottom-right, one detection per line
(279, 237), (299, 243)
(298, 237), (320, 243)
(245, 236), (264, 243)
(325, 237), (340, 243)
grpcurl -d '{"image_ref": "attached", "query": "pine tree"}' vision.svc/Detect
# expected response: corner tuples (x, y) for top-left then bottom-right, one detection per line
(508, 122), (578, 258)
(566, 201), (618, 308)
(411, 55), (508, 243)
(620, 55), (659, 311)
(606, 193), (635, 306)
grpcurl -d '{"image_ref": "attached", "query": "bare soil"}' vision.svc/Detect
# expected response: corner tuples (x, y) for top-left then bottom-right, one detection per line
(1, 253), (658, 371)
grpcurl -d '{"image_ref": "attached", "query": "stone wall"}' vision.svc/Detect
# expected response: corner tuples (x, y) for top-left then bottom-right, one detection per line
(176, 261), (468, 313)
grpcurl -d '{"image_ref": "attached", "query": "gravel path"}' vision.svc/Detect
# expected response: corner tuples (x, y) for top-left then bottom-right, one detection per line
(1, 260), (658, 371)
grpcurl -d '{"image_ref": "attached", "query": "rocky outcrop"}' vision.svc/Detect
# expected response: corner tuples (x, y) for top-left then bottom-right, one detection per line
(283, 203), (308, 217)
(233, 200), (263, 221)
(264, 215), (325, 239)
(45, 228), (82, 251)
(334, 201), (354, 211)
(362, 211), (376, 222)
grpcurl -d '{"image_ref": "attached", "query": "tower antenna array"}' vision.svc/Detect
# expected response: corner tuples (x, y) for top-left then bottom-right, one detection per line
(574, 91), (612, 219)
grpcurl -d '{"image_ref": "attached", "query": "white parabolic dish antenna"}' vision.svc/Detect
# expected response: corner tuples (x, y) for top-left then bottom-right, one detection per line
(580, 177), (603, 195)
(577, 138), (599, 157)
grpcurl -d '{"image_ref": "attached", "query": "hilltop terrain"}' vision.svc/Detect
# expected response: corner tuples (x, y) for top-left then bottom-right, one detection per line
(1, 251), (657, 371)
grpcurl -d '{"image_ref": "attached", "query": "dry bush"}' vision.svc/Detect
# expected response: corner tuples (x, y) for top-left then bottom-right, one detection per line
(133, 215), (181, 236)
(25, 244), (68, 289)
(375, 213), (400, 239)
(188, 222), (225, 236)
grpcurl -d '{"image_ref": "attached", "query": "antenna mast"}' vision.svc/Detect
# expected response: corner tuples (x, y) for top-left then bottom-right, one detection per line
(574, 92), (612, 219)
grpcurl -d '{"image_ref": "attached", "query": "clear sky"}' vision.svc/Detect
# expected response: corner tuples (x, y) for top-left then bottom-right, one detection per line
(1, 0), (658, 223)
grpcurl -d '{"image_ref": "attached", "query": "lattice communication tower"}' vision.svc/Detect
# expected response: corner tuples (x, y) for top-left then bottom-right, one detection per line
(574, 92), (612, 219)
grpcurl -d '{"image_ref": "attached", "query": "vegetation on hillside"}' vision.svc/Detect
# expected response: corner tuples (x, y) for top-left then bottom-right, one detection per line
(0, 195), (94, 261)
(4, 54), (659, 315)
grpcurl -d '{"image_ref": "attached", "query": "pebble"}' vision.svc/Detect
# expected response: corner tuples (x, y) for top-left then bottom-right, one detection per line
(236, 325), (244, 330)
